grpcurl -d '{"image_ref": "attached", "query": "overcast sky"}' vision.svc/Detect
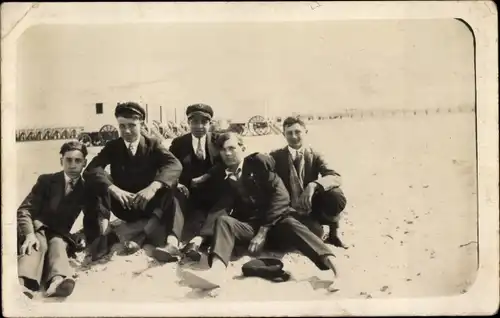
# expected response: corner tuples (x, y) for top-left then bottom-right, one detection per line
(16, 19), (474, 128)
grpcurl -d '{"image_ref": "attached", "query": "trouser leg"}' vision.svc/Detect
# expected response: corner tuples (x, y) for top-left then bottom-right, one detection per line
(311, 187), (347, 224)
(269, 216), (335, 270)
(17, 231), (48, 291)
(209, 215), (255, 267)
(45, 235), (72, 284)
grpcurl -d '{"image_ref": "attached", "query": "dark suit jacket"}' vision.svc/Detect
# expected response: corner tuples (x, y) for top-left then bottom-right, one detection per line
(17, 171), (85, 247)
(207, 153), (291, 228)
(269, 146), (342, 194)
(84, 134), (182, 193)
(169, 132), (220, 187)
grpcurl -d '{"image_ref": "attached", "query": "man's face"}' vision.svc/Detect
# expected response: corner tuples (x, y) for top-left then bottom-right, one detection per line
(189, 115), (211, 138)
(220, 135), (245, 167)
(283, 123), (307, 149)
(117, 116), (142, 142)
(60, 150), (86, 179)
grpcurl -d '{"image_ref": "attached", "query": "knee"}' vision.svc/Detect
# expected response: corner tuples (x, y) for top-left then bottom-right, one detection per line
(278, 216), (302, 229)
(214, 215), (234, 228)
(37, 236), (48, 254)
(48, 237), (67, 250)
(322, 188), (347, 211)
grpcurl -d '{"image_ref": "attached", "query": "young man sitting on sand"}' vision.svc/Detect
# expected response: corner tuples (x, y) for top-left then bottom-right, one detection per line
(17, 141), (89, 299)
(269, 116), (348, 248)
(83, 102), (183, 260)
(180, 132), (339, 294)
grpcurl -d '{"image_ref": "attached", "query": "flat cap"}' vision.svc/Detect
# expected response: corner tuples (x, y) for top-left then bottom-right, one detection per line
(186, 103), (213, 120)
(115, 102), (146, 119)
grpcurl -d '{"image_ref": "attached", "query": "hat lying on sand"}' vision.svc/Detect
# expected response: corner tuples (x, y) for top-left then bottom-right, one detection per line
(241, 257), (291, 283)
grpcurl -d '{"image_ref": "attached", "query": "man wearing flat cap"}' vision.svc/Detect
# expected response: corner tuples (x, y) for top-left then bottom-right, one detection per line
(155, 103), (224, 262)
(83, 102), (183, 259)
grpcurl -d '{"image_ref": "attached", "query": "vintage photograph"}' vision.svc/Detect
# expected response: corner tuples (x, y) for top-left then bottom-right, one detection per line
(2, 2), (498, 317)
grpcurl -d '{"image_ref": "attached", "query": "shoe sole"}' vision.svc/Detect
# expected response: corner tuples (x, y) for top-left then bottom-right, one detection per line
(23, 290), (34, 299)
(52, 278), (75, 297)
(152, 248), (179, 263)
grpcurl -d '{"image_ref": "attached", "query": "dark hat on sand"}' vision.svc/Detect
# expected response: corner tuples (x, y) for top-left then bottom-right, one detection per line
(186, 103), (214, 120)
(115, 102), (146, 119)
(241, 257), (291, 283)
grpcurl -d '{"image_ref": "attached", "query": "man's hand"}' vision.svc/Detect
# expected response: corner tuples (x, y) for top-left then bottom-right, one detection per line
(248, 227), (269, 254)
(191, 174), (208, 188)
(20, 233), (40, 256)
(177, 183), (190, 198)
(133, 181), (162, 210)
(298, 183), (318, 212)
(108, 185), (135, 210)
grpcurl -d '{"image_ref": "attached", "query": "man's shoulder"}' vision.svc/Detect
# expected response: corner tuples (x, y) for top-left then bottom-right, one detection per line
(36, 172), (61, 184)
(103, 137), (123, 149)
(305, 146), (324, 159)
(171, 133), (190, 145)
(142, 133), (168, 148)
(245, 152), (276, 171)
(269, 147), (287, 158)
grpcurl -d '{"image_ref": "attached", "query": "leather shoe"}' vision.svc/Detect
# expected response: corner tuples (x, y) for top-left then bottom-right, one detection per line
(181, 242), (202, 262)
(152, 244), (180, 263)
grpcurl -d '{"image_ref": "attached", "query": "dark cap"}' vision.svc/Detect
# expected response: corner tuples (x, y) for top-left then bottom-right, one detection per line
(115, 102), (146, 120)
(241, 257), (291, 283)
(186, 103), (213, 120)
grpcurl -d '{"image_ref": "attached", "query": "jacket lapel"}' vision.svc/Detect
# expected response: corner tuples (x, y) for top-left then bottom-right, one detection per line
(303, 147), (313, 185)
(206, 132), (217, 164)
(49, 171), (65, 212)
(280, 147), (292, 188)
(135, 135), (147, 158)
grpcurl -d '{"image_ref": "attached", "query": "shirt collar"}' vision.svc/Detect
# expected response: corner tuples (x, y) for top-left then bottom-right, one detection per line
(288, 146), (304, 156)
(124, 137), (140, 148)
(64, 172), (81, 184)
(225, 161), (244, 180)
(192, 134), (207, 144)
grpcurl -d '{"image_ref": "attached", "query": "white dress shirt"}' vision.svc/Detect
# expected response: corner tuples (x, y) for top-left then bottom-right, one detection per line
(124, 138), (140, 156)
(192, 134), (207, 159)
(225, 161), (244, 181)
(288, 146), (304, 160)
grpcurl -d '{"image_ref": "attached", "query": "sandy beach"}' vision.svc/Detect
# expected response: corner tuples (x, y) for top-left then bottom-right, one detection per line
(14, 111), (478, 302)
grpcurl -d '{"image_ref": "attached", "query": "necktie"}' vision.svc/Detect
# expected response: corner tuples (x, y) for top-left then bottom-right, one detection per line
(226, 167), (242, 181)
(293, 150), (304, 183)
(128, 142), (136, 156)
(196, 138), (205, 160)
(66, 179), (76, 195)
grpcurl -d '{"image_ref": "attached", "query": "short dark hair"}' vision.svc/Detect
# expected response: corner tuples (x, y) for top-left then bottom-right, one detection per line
(215, 132), (244, 150)
(60, 140), (88, 157)
(282, 116), (306, 131)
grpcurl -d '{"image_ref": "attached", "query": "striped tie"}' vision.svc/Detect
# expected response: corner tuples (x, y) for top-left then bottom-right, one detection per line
(196, 138), (205, 160)
(128, 142), (136, 157)
(66, 179), (76, 195)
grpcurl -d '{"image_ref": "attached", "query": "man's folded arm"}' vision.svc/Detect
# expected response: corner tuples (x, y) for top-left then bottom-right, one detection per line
(83, 143), (114, 190)
(17, 175), (47, 237)
(152, 139), (183, 189)
(258, 169), (291, 232)
(313, 150), (342, 191)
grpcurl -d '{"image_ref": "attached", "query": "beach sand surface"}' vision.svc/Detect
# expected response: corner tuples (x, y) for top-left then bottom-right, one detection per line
(14, 112), (478, 302)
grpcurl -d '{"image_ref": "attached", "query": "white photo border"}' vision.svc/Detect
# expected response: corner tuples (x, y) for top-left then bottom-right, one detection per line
(1, 1), (498, 316)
